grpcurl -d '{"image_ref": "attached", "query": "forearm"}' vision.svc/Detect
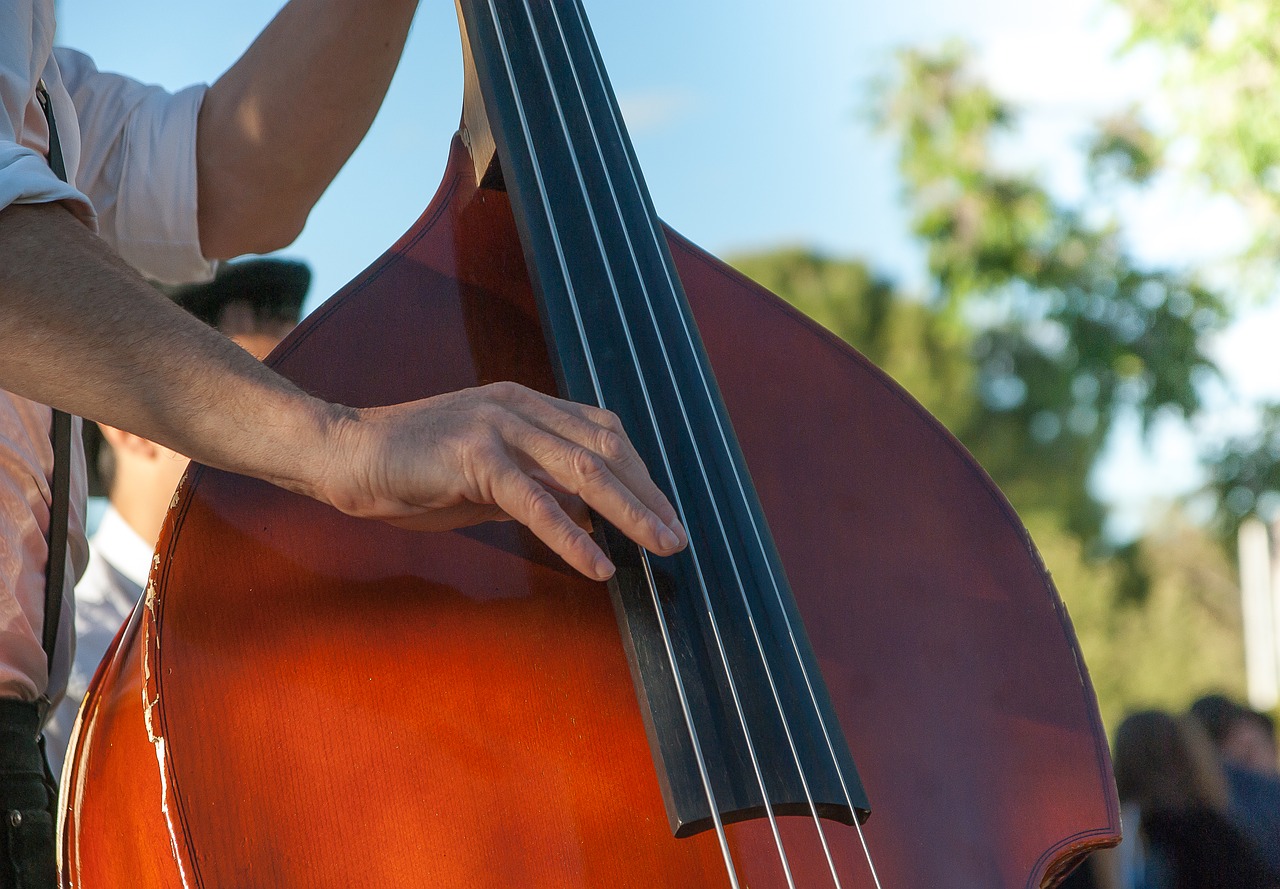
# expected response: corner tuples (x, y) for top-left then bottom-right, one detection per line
(0, 202), (341, 498)
(196, 0), (421, 258)
(0, 204), (685, 580)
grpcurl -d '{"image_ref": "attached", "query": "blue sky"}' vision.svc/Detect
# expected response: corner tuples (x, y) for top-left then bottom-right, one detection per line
(54, 0), (1159, 303)
(57, 0), (874, 305)
(57, 0), (1250, 534)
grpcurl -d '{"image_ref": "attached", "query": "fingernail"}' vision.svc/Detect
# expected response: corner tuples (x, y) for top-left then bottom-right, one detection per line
(670, 518), (688, 546)
(658, 526), (680, 551)
(594, 556), (615, 580)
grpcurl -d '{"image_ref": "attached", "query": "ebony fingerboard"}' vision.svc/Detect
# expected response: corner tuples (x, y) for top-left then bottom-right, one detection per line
(454, 0), (869, 836)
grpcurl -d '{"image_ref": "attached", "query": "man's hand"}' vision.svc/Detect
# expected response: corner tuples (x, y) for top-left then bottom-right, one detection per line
(321, 382), (687, 581)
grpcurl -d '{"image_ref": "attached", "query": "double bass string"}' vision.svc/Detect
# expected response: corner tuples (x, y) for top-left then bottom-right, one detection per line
(490, 0), (780, 881)
(560, 2), (886, 886)
(487, 0), (884, 884)
(480, 1), (743, 885)
(518, 0), (873, 879)
(513, 1), (812, 886)
(531, 0), (875, 885)
(488, 0), (801, 882)
(534, 1), (859, 885)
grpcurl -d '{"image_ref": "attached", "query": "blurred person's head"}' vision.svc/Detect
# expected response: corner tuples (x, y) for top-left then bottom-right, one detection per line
(1191, 693), (1279, 776)
(1191, 694), (1244, 745)
(1224, 711), (1277, 775)
(87, 258), (309, 545)
(1113, 709), (1229, 815)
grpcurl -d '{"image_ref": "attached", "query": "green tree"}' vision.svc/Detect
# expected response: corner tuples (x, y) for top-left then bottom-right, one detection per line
(729, 246), (1245, 728)
(876, 44), (1227, 552)
(1111, 0), (1280, 266)
(729, 42), (1251, 727)
(1109, 0), (1280, 538)
(1056, 511), (1247, 728)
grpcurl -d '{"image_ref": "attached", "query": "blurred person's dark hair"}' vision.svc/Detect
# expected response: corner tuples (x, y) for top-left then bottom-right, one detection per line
(1191, 693), (1252, 747)
(1253, 709), (1277, 743)
(158, 258), (310, 330)
(1191, 692), (1279, 776)
(1113, 709), (1229, 814)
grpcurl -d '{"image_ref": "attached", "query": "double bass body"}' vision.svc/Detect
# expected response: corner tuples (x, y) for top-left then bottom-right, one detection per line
(59, 1), (1120, 885)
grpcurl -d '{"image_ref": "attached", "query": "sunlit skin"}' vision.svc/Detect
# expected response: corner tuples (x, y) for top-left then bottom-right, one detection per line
(96, 313), (297, 549)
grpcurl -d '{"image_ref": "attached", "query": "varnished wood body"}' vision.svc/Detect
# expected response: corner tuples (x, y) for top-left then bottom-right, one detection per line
(61, 136), (1119, 888)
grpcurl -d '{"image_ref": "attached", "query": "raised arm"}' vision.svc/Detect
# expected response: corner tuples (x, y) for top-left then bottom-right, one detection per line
(195, 0), (422, 258)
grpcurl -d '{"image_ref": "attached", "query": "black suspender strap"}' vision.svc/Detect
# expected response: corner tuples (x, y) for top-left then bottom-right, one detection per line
(34, 81), (72, 681)
(36, 81), (67, 182)
(41, 415), (71, 679)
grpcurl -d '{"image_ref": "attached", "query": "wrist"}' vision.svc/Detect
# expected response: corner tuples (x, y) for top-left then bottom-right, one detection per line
(264, 397), (361, 507)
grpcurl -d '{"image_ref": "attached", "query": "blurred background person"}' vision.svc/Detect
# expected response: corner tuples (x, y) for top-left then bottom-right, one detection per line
(42, 258), (310, 777)
(1191, 693), (1279, 776)
(1088, 708), (1280, 889)
(1188, 693), (1280, 874)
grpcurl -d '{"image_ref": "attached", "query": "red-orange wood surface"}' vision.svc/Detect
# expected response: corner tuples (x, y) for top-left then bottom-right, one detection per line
(60, 135), (1119, 888)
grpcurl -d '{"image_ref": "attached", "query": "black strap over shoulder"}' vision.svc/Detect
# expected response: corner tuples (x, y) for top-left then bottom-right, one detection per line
(35, 82), (66, 183)
(34, 81), (72, 682)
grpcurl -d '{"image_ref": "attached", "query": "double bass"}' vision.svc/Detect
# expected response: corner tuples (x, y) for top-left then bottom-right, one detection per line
(60, 0), (1121, 885)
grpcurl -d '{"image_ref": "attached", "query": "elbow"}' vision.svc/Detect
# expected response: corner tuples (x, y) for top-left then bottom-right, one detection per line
(238, 210), (310, 256)
(198, 194), (312, 260)
(195, 93), (318, 259)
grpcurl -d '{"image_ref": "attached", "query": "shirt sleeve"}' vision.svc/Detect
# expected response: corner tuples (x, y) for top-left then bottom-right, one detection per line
(0, 7), (95, 229)
(55, 48), (214, 285)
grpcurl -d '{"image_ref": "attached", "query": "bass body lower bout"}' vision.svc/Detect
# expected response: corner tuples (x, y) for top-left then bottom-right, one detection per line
(60, 134), (1118, 888)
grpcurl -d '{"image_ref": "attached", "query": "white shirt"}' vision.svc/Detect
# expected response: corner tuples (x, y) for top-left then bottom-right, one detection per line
(42, 506), (150, 778)
(0, 1), (212, 706)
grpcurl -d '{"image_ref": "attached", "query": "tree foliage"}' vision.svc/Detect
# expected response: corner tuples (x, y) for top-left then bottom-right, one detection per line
(877, 44), (1227, 551)
(1046, 510), (1246, 729)
(729, 43), (1250, 727)
(1109, 0), (1280, 539)
(1111, 0), (1280, 263)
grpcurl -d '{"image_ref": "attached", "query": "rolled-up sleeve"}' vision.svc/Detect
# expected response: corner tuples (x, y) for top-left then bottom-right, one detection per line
(0, 8), (95, 228)
(0, 143), (93, 224)
(56, 48), (213, 285)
